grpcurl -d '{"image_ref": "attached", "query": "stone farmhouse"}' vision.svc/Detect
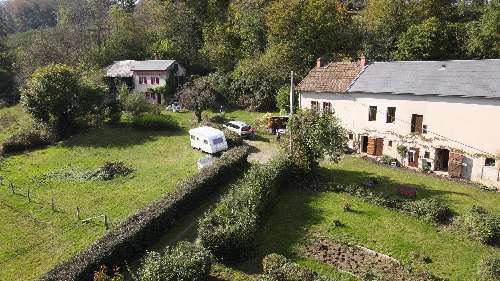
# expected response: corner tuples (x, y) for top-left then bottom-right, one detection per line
(298, 57), (500, 188)
(106, 60), (186, 105)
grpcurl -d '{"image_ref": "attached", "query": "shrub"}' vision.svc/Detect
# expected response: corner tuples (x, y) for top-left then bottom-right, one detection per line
(139, 242), (212, 281)
(119, 85), (159, 117)
(223, 129), (243, 148)
(477, 255), (500, 281)
(198, 155), (291, 261)
(261, 253), (331, 281)
(455, 206), (500, 246)
(209, 113), (226, 124)
(402, 198), (452, 224)
(40, 146), (249, 281)
(1, 123), (57, 155)
(132, 114), (179, 131)
(93, 266), (123, 281)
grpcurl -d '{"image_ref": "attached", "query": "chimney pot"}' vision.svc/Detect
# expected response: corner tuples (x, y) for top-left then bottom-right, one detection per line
(360, 54), (368, 67)
(317, 57), (326, 68)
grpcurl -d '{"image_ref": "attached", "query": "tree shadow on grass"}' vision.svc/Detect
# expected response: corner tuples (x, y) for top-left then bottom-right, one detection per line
(61, 125), (187, 149)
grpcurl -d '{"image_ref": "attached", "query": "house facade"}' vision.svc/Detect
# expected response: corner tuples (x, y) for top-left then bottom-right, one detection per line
(106, 60), (186, 105)
(298, 58), (500, 188)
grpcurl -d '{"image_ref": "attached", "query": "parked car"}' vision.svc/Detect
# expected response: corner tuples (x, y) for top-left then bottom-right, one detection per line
(189, 126), (228, 154)
(223, 121), (255, 138)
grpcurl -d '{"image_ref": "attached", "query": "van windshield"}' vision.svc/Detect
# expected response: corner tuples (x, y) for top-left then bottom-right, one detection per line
(213, 138), (224, 145)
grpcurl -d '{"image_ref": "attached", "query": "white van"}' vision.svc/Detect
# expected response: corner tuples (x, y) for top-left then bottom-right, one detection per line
(189, 126), (228, 154)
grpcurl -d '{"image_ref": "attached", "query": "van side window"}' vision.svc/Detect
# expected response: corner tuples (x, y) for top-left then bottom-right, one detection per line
(190, 135), (195, 140)
(213, 138), (224, 145)
(204, 140), (208, 144)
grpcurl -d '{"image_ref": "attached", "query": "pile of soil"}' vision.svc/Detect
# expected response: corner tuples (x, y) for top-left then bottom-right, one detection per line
(305, 237), (437, 281)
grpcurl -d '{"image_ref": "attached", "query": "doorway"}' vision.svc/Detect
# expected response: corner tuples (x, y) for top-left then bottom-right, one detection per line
(435, 148), (450, 171)
(361, 136), (369, 153)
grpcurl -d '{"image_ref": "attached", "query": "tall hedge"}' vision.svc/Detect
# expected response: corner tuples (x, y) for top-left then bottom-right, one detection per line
(197, 155), (292, 261)
(40, 146), (249, 281)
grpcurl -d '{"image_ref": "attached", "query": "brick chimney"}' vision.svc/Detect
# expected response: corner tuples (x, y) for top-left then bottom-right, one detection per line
(317, 57), (326, 68)
(360, 54), (368, 68)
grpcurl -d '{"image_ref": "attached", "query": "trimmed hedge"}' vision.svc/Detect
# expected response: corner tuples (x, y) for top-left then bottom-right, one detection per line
(40, 146), (249, 281)
(131, 114), (179, 131)
(138, 242), (212, 281)
(260, 253), (332, 281)
(198, 155), (292, 261)
(455, 206), (500, 246)
(223, 129), (244, 148)
(0, 124), (57, 155)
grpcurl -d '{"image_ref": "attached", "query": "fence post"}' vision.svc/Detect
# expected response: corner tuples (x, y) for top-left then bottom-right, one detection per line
(10, 182), (14, 194)
(27, 189), (31, 202)
(51, 197), (56, 212)
(104, 214), (109, 230)
(76, 206), (81, 220)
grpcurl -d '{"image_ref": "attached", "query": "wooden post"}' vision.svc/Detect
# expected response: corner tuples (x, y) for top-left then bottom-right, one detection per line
(76, 206), (81, 220)
(27, 189), (31, 202)
(104, 214), (109, 230)
(51, 197), (56, 212)
(10, 182), (14, 194)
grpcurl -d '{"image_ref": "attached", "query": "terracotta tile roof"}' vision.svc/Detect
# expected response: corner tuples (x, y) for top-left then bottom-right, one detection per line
(297, 61), (363, 93)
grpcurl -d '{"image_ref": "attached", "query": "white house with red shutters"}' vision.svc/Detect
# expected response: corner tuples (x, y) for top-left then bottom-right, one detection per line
(106, 60), (186, 105)
(298, 57), (500, 189)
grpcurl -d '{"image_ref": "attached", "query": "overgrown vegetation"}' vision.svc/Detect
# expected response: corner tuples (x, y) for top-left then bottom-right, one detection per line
(0, 123), (56, 155)
(138, 242), (212, 281)
(454, 206), (500, 246)
(261, 253), (332, 281)
(476, 255), (500, 281)
(131, 114), (179, 131)
(198, 155), (291, 261)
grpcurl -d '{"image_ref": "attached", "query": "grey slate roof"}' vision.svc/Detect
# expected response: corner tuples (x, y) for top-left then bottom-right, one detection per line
(131, 60), (176, 71)
(105, 60), (138, 78)
(347, 60), (500, 99)
(106, 60), (178, 77)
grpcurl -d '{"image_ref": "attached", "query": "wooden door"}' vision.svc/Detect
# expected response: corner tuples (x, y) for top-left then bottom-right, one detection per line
(367, 137), (376, 155)
(375, 138), (384, 156)
(411, 114), (423, 133)
(409, 148), (420, 168)
(448, 151), (464, 178)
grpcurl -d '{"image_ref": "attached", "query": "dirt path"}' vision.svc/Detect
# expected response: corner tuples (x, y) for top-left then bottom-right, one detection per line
(245, 137), (279, 164)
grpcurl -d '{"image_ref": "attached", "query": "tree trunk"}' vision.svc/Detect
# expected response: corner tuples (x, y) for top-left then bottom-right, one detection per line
(195, 110), (202, 123)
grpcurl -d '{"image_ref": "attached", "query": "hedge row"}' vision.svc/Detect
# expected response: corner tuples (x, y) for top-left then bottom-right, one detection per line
(260, 253), (333, 281)
(0, 124), (57, 155)
(329, 184), (452, 225)
(138, 242), (212, 281)
(197, 155), (292, 261)
(40, 146), (249, 281)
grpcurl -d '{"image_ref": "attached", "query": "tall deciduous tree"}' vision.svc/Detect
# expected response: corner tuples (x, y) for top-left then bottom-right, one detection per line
(178, 77), (217, 122)
(465, 1), (500, 58)
(0, 39), (15, 104)
(21, 64), (106, 136)
(394, 17), (445, 60)
(283, 109), (347, 173)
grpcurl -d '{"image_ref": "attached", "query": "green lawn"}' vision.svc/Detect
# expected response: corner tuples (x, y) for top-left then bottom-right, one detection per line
(0, 109), (204, 281)
(251, 157), (500, 280)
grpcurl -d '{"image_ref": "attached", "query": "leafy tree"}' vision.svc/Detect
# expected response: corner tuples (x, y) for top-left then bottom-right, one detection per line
(394, 17), (444, 60)
(113, 0), (136, 12)
(465, 2), (500, 58)
(283, 110), (347, 173)
(276, 84), (298, 114)
(178, 77), (217, 122)
(21, 64), (106, 136)
(0, 36), (15, 104)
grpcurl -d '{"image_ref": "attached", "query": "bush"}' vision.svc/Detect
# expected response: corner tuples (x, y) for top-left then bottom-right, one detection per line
(477, 255), (500, 281)
(261, 253), (331, 281)
(403, 198), (452, 224)
(223, 129), (243, 148)
(119, 85), (159, 117)
(198, 155), (291, 261)
(139, 242), (212, 281)
(132, 114), (179, 131)
(208, 113), (226, 124)
(1, 123), (57, 155)
(455, 206), (500, 246)
(40, 146), (249, 281)
(84, 162), (134, 181)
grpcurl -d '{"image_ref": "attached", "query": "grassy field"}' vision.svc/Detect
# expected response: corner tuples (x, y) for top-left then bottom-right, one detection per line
(0, 105), (31, 143)
(0, 108), (205, 280)
(249, 156), (500, 280)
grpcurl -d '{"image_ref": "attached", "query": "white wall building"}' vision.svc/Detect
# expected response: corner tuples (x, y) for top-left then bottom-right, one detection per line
(106, 60), (186, 105)
(298, 58), (500, 189)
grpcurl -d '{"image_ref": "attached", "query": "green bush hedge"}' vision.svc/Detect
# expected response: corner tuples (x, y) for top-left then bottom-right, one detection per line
(329, 184), (452, 225)
(261, 253), (332, 281)
(198, 155), (291, 261)
(40, 146), (249, 281)
(139, 242), (212, 281)
(0, 123), (57, 155)
(132, 114), (179, 131)
(455, 206), (500, 246)
(477, 255), (500, 281)
(223, 129), (243, 148)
